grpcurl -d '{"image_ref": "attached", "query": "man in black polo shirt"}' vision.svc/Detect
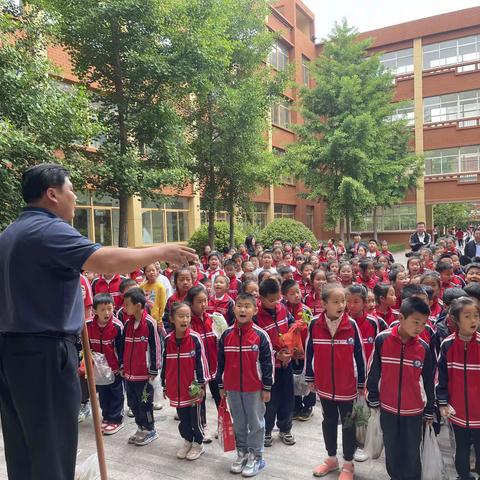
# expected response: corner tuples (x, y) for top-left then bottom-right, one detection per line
(0, 164), (196, 480)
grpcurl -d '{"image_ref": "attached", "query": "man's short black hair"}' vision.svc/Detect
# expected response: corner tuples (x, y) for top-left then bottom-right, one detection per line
(21, 164), (70, 203)
(401, 284), (427, 300)
(93, 293), (114, 310)
(400, 296), (430, 318)
(123, 287), (146, 308)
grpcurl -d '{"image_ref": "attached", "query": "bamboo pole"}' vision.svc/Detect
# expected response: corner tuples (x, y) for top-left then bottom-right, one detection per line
(81, 325), (108, 479)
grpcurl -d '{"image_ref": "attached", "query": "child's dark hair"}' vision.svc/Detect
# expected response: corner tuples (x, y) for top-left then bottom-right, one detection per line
(423, 285), (434, 302)
(449, 297), (480, 327)
(224, 259), (235, 269)
(258, 270), (272, 283)
(259, 278), (280, 297)
(420, 271), (441, 287)
(401, 284), (427, 300)
(327, 260), (339, 271)
(120, 278), (138, 293)
(231, 253), (242, 262)
(346, 284), (368, 301)
(240, 279), (258, 293)
(311, 268), (326, 283)
(235, 292), (257, 307)
(373, 283), (391, 303)
(173, 267), (194, 287)
(123, 287), (146, 308)
(325, 272), (338, 283)
(93, 293), (114, 310)
(464, 283), (480, 302)
(389, 268), (403, 283)
(465, 262), (480, 274)
(390, 263), (405, 272)
(369, 238), (378, 245)
(281, 279), (298, 296)
(185, 285), (207, 305)
(170, 302), (190, 321)
(359, 259), (373, 273)
(374, 262), (383, 271)
(262, 250), (273, 258)
(321, 283), (344, 302)
(438, 253), (453, 262)
(443, 287), (466, 306)
(295, 254), (306, 262)
(436, 261), (453, 273)
(406, 255), (421, 269)
(215, 274), (230, 286)
(399, 296), (430, 318)
(208, 252), (221, 261)
(300, 262), (313, 273)
(199, 276), (211, 287)
(278, 266), (293, 277)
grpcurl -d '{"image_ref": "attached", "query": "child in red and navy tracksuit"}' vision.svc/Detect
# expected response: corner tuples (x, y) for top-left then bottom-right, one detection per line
(356, 259), (378, 290)
(298, 262), (314, 300)
(281, 279), (316, 422)
(163, 267), (194, 332)
(305, 269), (326, 316)
(224, 260), (241, 300)
(92, 273), (125, 311)
(186, 285), (221, 443)
(305, 284), (365, 479)
(373, 283), (398, 331)
(366, 297), (435, 480)
(216, 292), (273, 476)
(207, 274), (235, 325)
(256, 278), (295, 447)
(87, 293), (124, 435)
(437, 297), (480, 480)
(121, 288), (161, 446)
(161, 302), (209, 461)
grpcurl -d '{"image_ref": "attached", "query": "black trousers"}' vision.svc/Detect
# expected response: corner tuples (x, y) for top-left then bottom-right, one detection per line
(293, 361), (316, 413)
(452, 423), (480, 479)
(200, 379), (221, 426)
(177, 403), (204, 443)
(97, 373), (124, 423)
(0, 334), (80, 480)
(320, 398), (355, 461)
(381, 411), (422, 480)
(125, 380), (154, 431)
(265, 364), (294, 434)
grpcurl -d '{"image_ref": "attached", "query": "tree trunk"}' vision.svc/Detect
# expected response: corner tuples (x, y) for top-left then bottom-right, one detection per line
(346, 214), (351, 242)
(373, 207), (379, 242)
(208, 207), (216, 251)
(339, 218), (345, 243)
(118, 194), (129, 248)
(228, 192), (235, 248)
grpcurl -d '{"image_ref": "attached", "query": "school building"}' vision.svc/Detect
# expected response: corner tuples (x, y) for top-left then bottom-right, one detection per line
(47, 1), (480, 247)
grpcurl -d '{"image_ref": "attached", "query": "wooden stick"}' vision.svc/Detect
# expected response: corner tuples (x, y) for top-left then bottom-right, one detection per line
(81, 325), (108, 479)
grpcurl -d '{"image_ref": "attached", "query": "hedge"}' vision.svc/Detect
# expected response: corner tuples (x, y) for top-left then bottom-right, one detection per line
(188, 221), (246, 254)
(258, 218), (318, 249)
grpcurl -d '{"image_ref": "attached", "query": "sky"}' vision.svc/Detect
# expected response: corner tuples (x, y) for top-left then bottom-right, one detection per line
(302, 0), (480, 41)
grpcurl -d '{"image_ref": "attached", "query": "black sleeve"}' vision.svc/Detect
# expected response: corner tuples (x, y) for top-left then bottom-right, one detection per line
(421, 344), (435, 420)
(147, 320), (161, 376)
(114, 323), (123, 372)
(194, 336), (208, 385)
(118, 321), (127, 368)
(366, 335), (383, 408)
(160, 338), (168, 389)
(258, 331), (273, 391)
(227, 299), (235, 326)
(304, 319), (315, 382)
(352, 321), (366, 388)
(215, 330), (227, 388)
(436, 340), (450, 406)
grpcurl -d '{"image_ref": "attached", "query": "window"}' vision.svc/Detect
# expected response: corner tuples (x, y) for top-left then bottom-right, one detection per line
(302, 56), (311, 86)
(423, 35), (480, 70)
(425, 145), (480, 175)
(274, 204), (295, 219)
(353, 205), (417, 232)
(306, 206), (314, 231)
(380, 48), (414, 75)
(200, 210), (230, 224)
(142, 210), (165, 244)
(252, 203), (268, 229)
(271, 99), (292, 129)
(389, 101), (415, 126)
(424, 90), (480, 123)
(268, 42), (289, 70)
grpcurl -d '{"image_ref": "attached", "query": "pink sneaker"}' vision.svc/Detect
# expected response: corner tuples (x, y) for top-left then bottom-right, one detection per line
(338, 462), (354, 480)
(313, 457), (339, 477)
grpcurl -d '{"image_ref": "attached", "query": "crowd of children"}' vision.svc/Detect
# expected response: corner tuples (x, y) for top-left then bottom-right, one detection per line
(78, 234), (480, 480)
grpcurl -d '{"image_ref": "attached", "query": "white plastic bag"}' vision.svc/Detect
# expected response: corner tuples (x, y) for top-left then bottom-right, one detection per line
(353, 394), (370, 447)
(212, 312), (228, 339)
(149, 374), (163, 404)
(91, 351), (114, 386)
(293, 372), (310, 396)
(75, 454), (100, 480)
(421, 425), (447, 480)
(364, 408), (383, 459)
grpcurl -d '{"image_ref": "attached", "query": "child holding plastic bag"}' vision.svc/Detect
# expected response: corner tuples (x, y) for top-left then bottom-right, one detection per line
(216, 292), (273, 477)
(366, 297), (435, 480)
(304, 283), (366, 479)
(86, 293), (124, 435)
(436, 297), (480, 480)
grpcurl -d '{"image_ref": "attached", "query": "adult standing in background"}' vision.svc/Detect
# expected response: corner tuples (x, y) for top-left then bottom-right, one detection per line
(464, 226), (480, 260)
(0, 164), (196, 480)
(409, 221), (432, 253)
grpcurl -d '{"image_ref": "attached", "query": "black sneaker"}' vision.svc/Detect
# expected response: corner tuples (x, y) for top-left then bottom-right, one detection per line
(292, 410), (301, 421)
(279, 431), (296, 446)
(298, 407), (313, 421)
(264, 433), (273, 447)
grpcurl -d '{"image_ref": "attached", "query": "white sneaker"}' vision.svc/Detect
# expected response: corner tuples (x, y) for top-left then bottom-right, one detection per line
(177, 440), (192, 459)
(202, 426), (212, 444)
(230, 451), (248, 474)
(77, 403), (91, 423)
(186, 442), (204, 460)
(153, 402), (163, 410)
(354, 448), (369, 462)
(126, 408), (135, 418)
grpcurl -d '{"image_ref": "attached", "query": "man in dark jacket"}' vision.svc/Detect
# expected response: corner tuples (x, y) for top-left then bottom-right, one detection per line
(465, 226), (480, 260)
(409, 222), (432, 253)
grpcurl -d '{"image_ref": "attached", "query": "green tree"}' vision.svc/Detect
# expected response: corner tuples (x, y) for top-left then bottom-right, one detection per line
(0, 3), (98, 231)
(433, 203), (474, 231)
(37, 0), (197, 246)
(286, 21), (421, 240)
(185, 0), (285, 250)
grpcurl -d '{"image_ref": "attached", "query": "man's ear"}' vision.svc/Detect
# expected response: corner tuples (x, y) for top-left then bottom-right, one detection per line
(45, 187), (58, 203)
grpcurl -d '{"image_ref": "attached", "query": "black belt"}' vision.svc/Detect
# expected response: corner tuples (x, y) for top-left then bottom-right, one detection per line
(0, 331), (79, 344)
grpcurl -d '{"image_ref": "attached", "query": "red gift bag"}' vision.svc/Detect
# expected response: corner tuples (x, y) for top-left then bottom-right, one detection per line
(218, 398), (236, 452)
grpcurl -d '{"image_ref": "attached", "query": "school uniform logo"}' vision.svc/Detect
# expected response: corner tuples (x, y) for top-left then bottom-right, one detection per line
(251, 344), (259, 352)
(347, 337), (355, 345)
(368, 337), (374, 344)
(413, 359), (423, 368)
(190, 350), (196, 357)
(140, 336), (146, 341)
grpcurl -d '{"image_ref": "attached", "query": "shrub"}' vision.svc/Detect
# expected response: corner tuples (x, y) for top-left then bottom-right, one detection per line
(258, 218), (318, 249)
(188, 221), (246, 254)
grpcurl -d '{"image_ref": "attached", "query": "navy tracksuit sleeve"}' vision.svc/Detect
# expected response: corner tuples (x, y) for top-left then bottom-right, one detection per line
(215, 331), (227, 389)
(304, 319), (315, 383)
(147, 320), (161, 376)
(194, 336), (207, 385)
(258, 331), (273, 391)
(366, 336), (382, 408)
(421, 345), (435, 420)
(114, 323), (123, 373)
(353, 321), (366, 388)
(227, 300), (235, 326)
(436, 340), (449, 406)
(160, 340), (168, 389)
(118, 321), (127, 368)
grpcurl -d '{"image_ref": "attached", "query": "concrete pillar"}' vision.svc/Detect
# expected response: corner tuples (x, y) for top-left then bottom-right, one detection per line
(413, 37), (426, 223)
(189, 185), (202, 236)
(127, 196), (143, 248)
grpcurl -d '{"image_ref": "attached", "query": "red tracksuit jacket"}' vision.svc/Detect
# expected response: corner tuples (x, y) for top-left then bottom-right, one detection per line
(190, 312), (218, 379)
(304, 291), (324, 316)
(215, 321), (273, 392)
(366, 325), (435, 419)
(305, 312), (366, 402)
(227, 276), (240, 300)
(161, 328), (209, 408)
(375, 307), (398, 332)
(121, 310), (161, 381)
(437, 332), (480, 428)
(299, 279), (312, 301)
(255, 302), (293, 368)
(356, 274), (378, 290)
(91, 275), (125, 311)
(86, 315), (123, 372)
(207, 294), (235, 325)
(352, 312), (378, 361)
